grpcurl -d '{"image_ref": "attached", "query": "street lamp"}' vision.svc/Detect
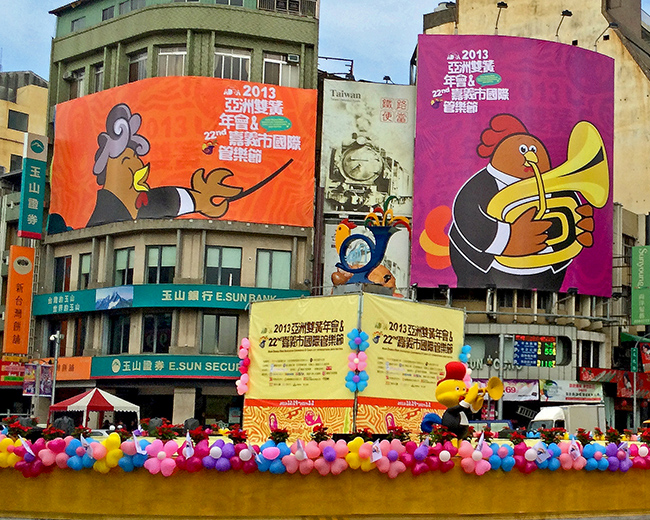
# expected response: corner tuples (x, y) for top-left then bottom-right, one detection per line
(632, 333), (650, 432)
(49, 331), (63, 408)
(594, 22), (618, 51)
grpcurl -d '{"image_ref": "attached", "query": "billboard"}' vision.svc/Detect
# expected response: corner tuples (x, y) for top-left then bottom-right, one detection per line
(412, 35), (614, 296)
(3, 246), (35, 355)
(632, 246), (650, 325)
(18, 133), (48, 239)
(243, 293), (464, 441)
(49, 77), (316, 231)
(320, 80), (414, 216)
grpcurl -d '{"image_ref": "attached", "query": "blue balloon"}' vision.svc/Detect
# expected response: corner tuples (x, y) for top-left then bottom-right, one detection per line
(489, 454), (502, 470)
(359, 371), (369, 381)
(345, 382), (356, 392)
(501, 456), (515, 472)
(582, 444), (595, 459)
(359, 341), (369, 351)
(82, 453), (95, 468)
(260, 440), (276, 451)
(348, 340), (358, 349)
(347, 329), (359, 339)
(548, 443), (562, 457)
(461, 345), (472, 354)
(459, 353), (468, 363)
(65, 439), (82, 457)
(597, 458), (609, 471)
(360, 331), (369, 341)
(133, 453), (148, 468)
(357, 381), (368, 392)
(269, 459), (286, 474)
(503, 445), (514, 457)
(67, 456), (84, 471)
(585, 458), (598, 471)
(490, 443), (500, 455)
(278, 442), (291, 457)
(118, 457), (135, 472)
(548, 457), (561, 471)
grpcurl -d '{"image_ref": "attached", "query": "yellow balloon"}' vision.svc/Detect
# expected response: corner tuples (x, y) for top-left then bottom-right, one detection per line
(0, 438), (13, 451)
(7, 452), (19, 467)
(0, 452), (9, 468)
(106, 449), (123, 468)
(360, 457), (375, 472)
(93, 459), (110, 474)
(105, 433), (122, 451)
(345, 452), (362, 470)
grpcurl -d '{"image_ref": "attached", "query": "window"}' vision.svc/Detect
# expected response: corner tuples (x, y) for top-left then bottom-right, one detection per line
(10, 154), (22, 172)
(129, 51), (147, 82)
(214, 47), (250, 81)
(108, 314), (130, 354)
(263, 53), (299, 87)
(215, 0), (244, 5)
(93, 63), (104, 93)
(54, 256), (72, 293)
(623, 234), (635, 266)
(120, 0), (145, 14)
(73, 317), (87, 357)
(581, 340), (601, 368)
(202, 314), (238, 355)
(102, 6), (115, 20)
(146, 245), (176, 284)
(497, 290), (513, 308)
(78, 253), (91, 290)
(71, 16), (86, 31)
(537, 291), (553, 314)
(143, 313), (172, 353)
(8, 110), (28, 132)
(256, 249), (290, 289)
(158, 46), (186, 77)
(205, 246), (241, 285)
(114, 248), (134, 286)
(69, 69), (85, 99)
(517, 290), (532, 308)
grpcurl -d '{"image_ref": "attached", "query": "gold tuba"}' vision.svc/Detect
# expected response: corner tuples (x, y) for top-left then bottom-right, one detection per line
(472, 377), (505, 413)
(486, 121), (609, 269)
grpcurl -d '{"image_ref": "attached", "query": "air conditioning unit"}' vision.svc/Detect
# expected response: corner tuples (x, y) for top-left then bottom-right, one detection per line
(287, 54), (300, 64)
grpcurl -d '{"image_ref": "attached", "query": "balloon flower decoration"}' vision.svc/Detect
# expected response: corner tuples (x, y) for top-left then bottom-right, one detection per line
(345, 328), (369, 393)
(236, 337), (251, 396)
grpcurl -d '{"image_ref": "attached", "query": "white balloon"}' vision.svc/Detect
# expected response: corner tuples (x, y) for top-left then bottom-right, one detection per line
(210, 447), (223, 459)
(472, 450), (482, 461)
(466, 368), (472, 376)
(524, 448), (537, 462)
(295, 449), (307, 461)
(466, 353), (471, 359)
(239, 449), (252, 461)
(439, 450), (451, 462)
(640, 446), (649, 458)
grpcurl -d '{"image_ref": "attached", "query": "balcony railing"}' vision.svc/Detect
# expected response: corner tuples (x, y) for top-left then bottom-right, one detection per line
(258, 0), (317, 17)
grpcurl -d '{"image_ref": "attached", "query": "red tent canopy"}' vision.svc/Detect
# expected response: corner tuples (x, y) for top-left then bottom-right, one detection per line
(49, 388), (140, 426)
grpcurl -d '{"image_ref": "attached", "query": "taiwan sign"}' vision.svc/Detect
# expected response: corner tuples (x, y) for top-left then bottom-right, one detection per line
(2, 246), (35, 355)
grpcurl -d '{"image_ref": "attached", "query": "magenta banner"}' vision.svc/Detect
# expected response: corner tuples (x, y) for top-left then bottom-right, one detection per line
(412, 35), (614, 296)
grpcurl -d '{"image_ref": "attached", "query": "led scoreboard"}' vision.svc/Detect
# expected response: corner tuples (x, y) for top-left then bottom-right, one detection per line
(513, 335), (557, 368)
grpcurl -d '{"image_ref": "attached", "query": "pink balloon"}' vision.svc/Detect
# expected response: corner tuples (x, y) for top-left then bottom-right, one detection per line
(400, 452), (414, 467)
(298, 458), (314, 475)
(55, 452), (69, 469)
(121, 441), (137, 457)
(559, 453), (572, 470)
(412, 461), (429, 476)
(375, 457), (390, 473)
(237, 348), (249, 360)
(330, 458), (348, 475)
(282, 455), (299, 474)
(305, 441), (321, 459)
(461, 457), (476, 473)
(240, 373), (249, 384)
(164, 440), (179, 457)
(475, 459), (491, 475)
(144, 458), (161, 475)
(594, 451), (603, 460)
(48, 438), (67, 454)
(38, 449), (56, 467)
(388, 460), (406, 479)
(91, 444), (107, 460)
(240, 338), (250, 349)
(457, 441), (473, 458)
(262, 447), (280, 460)
(358, 443), (373, 459)
(75, 446), (85, 457)
(633, 457), (648, 469)
(146, 439), (164, 456)
(573, 456), (587, 470)
(440, 459), (455, 472)
(160, 458), (177, 477)
(314, 458), (330, 476)
(334, 439), (349, 457)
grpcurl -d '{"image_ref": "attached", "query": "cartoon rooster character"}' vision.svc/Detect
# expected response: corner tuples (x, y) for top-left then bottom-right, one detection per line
(448, 114), (595, 291)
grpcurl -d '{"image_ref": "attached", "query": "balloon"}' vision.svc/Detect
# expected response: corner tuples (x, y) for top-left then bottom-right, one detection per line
(472, 450), (483, 462)
(241, 338), (250, 349)
(439, 450), (451, 463)
(640, 445), (649, 458)
(524, 448), (537, 462)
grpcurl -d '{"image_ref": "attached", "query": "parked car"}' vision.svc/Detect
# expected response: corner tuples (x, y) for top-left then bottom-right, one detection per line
(89, 429), (110, 438)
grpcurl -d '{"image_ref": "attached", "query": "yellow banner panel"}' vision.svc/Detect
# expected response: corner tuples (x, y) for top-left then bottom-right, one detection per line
(360, 293), (464, 401)
(356, 397), (445, 435)
(247, 295), (360, 400)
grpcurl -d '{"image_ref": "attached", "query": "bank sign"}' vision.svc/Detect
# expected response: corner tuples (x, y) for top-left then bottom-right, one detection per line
(91, 355), (239, 379)
(32, 284), (308, 316)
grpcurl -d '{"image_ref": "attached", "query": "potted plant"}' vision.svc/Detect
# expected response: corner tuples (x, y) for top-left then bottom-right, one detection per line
(508, 429), (527, 445)
(575, 428), (593, 446)
(605, 427), (621, 445)
(269, 427), (289, 444)
(228, 425), (248, 444)
(386, 425), (411, 443)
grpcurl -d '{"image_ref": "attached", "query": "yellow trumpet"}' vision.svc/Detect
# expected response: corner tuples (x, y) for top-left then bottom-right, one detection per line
(486, 121), (609, 269)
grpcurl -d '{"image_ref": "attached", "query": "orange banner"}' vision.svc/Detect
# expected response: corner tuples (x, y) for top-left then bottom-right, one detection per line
(44, 356), (92, 381)
(3, 246), (35, 355)
(50, 77), (316, 231)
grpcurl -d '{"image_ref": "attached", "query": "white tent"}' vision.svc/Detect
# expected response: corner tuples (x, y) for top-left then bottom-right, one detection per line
(49, 388), (140, 426)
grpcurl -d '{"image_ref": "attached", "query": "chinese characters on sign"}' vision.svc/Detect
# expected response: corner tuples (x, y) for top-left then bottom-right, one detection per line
(216, 85), (301, 164)
(18, 134), (48, 239)
(440, 49), (509, 114)
(380, 97), (410, 124)
(90, 355), (240, 378)
(514, 335), (557, 368)
(2, 246), (35, 355)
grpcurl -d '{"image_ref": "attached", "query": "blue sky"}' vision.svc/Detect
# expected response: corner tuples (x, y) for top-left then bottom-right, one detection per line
(3, 1), (650, 85)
